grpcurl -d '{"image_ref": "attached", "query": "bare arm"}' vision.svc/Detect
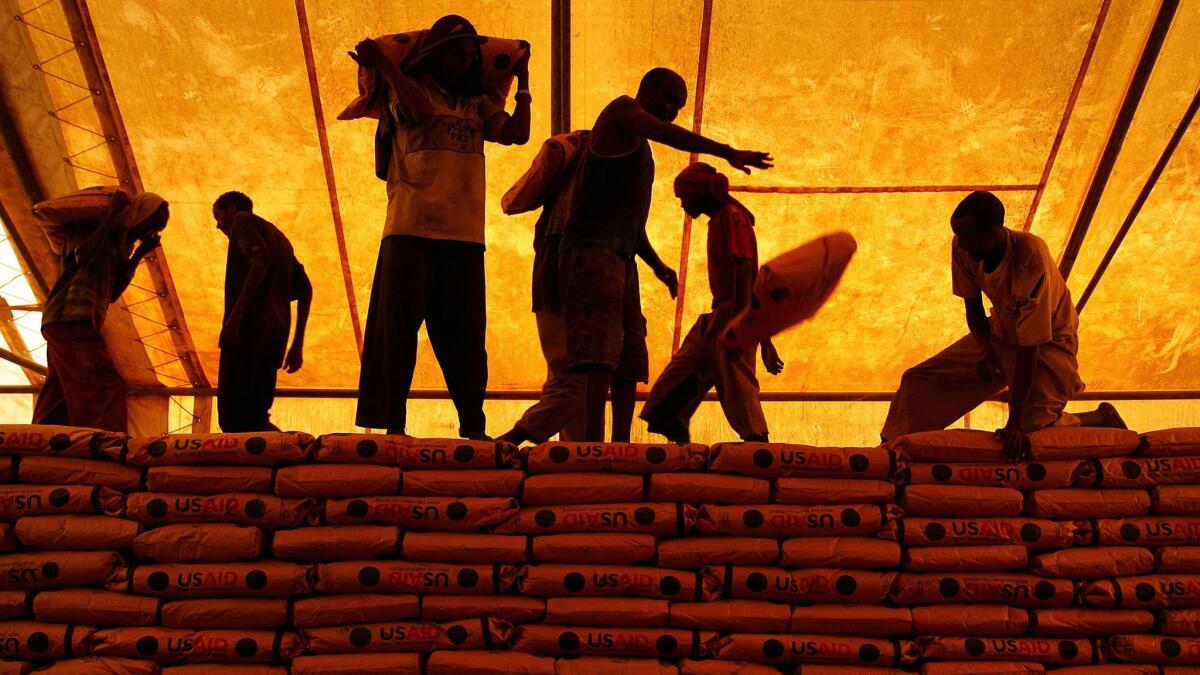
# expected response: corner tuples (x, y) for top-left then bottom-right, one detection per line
(109, 233), (160, 302)
(965, 296), (991, 351)
(353, 38), (434, 123)
(638, 231), (677, 298)
(606, 97), (772, 173)
(497, 51), (531, 145)
(285, 263), (312, 373)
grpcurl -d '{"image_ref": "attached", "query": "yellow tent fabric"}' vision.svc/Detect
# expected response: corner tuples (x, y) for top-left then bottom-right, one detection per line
(1, 0), (1198, 443)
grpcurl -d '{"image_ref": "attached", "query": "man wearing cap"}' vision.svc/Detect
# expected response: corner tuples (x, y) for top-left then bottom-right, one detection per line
(33, 190), (169, 432)
(641, 162), (782, 444)
(351, 15), (532, 438)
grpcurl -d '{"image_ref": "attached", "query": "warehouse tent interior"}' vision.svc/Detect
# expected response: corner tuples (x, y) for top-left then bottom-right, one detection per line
(0, 0), (1197, 444)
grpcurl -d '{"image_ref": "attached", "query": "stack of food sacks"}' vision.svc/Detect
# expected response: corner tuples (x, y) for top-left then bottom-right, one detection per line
(885, 425), (1200, 674)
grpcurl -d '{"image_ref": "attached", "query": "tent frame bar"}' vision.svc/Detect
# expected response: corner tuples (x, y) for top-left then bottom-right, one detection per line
(550, 0), (571, 134)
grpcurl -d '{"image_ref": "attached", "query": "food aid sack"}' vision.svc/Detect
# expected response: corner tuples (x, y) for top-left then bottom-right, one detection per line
(113, 561), (310, 598)
(1029, 608), (1154, 637)
(271, 525), (400, 562)
(401, 470), (523, 497)
(779, 537), (900, 569)
(1154, 486), (1200, 515)
(710, 633), (919, 667)
(920, 663), (1046, 675)
(679, 661), (822, 675)
(703, 566), (896, 604)
(543, 597), (669, 627)
(400, 532), (527, 564)
(337, 30), (528, 121)
(532, 533), (656, 565)
(554, 657), (679, 675)
(89, 626), (300, 664)
(1096, 456), (1200, 487)
(314, 560), (516, 596)
(273, 464), (400, 498)
(290, 652), (421, 675)
(0, 484), (121, 520)
(900, 485), (1023, 517)
(911, 605), (1029, 636)
(1159, 608), (1200, 636)
(647, 473), (769, 504)
(517, 564), (698, 601)
(0, 550), (122, 590)
(113, 432), (313, 466)
(299, 617), (512, 653)
(0, 457), (12, 483)
(520, 473), (644, 505)
(16, 456), (143, 492)
(656, 537), (779, 569)
(1027, 426), (1141, 460)
(720, 231), (858, 353)
(668, 600), (790, 633)
(1141, 428), (1200, 457)
(0, 424), (122, 458)
(160, 598), (288, 629)
(39, 657), (161, 674)
(707, 443), (896, 480)
(886, 429), (1008, 463)
(30, 186), (128, 253)
(696, 503), (896, 537)
(906, 460), (1085, 491)
(0, 525), (14, 552)
(1026, 488), (1150, 519)
(525, 442), (706, 474)
(33, 589), (158, 626)
(880, 517), (1077, 549)
(313, 434), (517, 469)
(0, 591), (28, 620)
(502, 130), (590, 216)
(291, 595), (420, 629)
(144, 465), (273, 494)
(14, 514), (140, 550)
(903, 545), (1028, 573)
(1081, 576), (1200, 609)
(0, 621), (92, 660)
(891, 573), (1075, 608)
(495, 503), (693, 537)
(509, 624), (711, 659)
(426, 649), (556, 675)
(323, 495), (516, 530)
(1086, 517), (1200, 546)
(773, 477), (896, 505)
(1106, 634), (1200, 665)
(124, 492), (316, 529)
(919, 636), (1096, 665)
(1157, 546), (1200, 573)
(789, 604), (913, 637)
(1030, 547), (1154, 578)
(132, 523), (262, 563)
(420, 595), (546, 625)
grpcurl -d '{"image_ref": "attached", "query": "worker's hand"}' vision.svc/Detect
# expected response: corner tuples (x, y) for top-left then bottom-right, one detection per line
(133, 232), (161, 259)
(283, 343), (304, 374)
(761, 340), (784, 375)
(726, 149), (773, 175)
(351, 38), (385, 67)
(995, 424), (1030, 460)
(976, 347), (1004, 383)
(654, 264), (679, 299)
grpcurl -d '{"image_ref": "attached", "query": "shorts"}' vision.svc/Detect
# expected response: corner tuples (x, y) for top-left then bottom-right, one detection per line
(559, 244), (649, 382)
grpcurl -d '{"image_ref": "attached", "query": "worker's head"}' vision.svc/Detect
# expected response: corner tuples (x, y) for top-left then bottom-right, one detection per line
(674, 162), (730, 217)
(951, 191), (1006, 262)
(213, 191), (253, 236)
(120, 193), (169, 242)
(416, 15), (484, 93)
(637, 68), (687, 123)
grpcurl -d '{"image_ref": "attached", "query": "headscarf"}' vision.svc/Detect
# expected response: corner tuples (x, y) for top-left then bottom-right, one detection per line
(116, 192), (167, 231)
(673, 162), (730, 203)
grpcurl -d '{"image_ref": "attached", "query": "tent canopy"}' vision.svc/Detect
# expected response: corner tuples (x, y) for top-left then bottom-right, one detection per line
(0, 0), (1197, 443)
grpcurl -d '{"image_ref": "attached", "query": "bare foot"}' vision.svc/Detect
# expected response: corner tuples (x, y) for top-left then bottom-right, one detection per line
(1099, 402), (1127, 429)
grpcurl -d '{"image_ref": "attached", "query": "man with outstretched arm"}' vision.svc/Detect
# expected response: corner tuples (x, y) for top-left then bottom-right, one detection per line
(558, 67), (772, 442)
(881, 191), (1125, 457)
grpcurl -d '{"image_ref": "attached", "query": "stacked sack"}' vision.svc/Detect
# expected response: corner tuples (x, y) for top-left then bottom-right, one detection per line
(888, 425), (1200, 673)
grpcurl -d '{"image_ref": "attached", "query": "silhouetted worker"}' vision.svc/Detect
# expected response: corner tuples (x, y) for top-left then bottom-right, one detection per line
(559, 67), (772, 442)
(352, 14), (531, 438)
(641, 163), (782, 444)
(33, 191), (168, 432)
(213, 192), (312, 433)
(499, 159), (586, 445)
(882, 191), (1125, 457)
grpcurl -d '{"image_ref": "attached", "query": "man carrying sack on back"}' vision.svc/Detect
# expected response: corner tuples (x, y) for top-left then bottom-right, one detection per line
(33, 189), (170, 432)
(350, 14), (532, 438)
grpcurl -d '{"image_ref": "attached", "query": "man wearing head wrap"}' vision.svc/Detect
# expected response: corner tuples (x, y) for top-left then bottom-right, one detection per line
(33, 189), (169, 432)
(350, 15), (532, 438)
(640, 163), (782, 444)
(882, 191), (1126, 457)
(558, 67), (773, 442)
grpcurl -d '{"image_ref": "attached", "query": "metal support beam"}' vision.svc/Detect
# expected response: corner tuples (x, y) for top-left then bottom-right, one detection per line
(0, 345), (44, 376)
(1058, 0), (1178, 280)
(550, 0), (571, 135)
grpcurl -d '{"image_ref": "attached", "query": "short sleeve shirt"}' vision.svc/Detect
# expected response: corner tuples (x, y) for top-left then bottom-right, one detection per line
(707, 203), (758, 309)
(952, 229), (1079, 346)
(382, 76), (507, 246)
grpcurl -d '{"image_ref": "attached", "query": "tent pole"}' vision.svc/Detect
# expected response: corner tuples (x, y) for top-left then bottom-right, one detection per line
(1057, 0), (1179, 280)
(1075, 85), (1200, 314)
(0, 345), (44, 377)
(550, 0), (571, 135)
